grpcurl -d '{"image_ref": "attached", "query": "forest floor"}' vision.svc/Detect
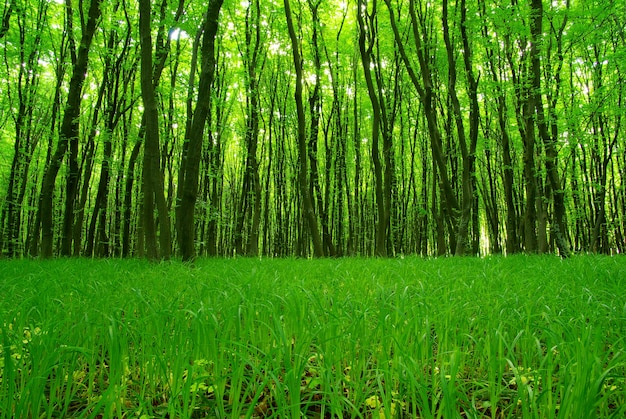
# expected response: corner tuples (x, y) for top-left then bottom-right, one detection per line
(0, 255), (625, 418)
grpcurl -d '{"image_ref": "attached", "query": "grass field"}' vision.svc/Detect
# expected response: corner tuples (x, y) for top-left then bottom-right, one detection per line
(0, 255), (625, 418)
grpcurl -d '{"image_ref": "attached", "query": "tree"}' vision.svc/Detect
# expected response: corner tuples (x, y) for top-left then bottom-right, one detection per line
(39, 0), (103, 258)
(231, 0), (263, 257)
(284, 0), (324, 257)
(176, 0), (224, 262)
(478, 0), (520, 254)
(0, 0), (13, 39)
(83, 0), (135, 257)
(138, 0), (172, 260)
(384, 0), (461, 254)
(528, 0), (570, 257)
(2, 0), (626, 258)
(0, 0), (47, 257)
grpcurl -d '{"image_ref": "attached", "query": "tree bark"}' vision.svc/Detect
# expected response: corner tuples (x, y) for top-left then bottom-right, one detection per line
(232, 0), (261, 256)
(384, 0), (460, 254)
(176, 0), (224, 261)
(357, 0), (388, 257)
(1, 1), (47, 256)
(139, 0), (172, 260)
(529, 0), (570, 257)
(39, 0), (103, 258)
(284, 0), (324, 257)
(442, 0), (480, 256)
(0, 1), (13, 39)
(308, 0), (336, 256)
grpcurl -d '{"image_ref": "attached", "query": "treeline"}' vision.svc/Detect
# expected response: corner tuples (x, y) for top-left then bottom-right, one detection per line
(0, 0), (624, 259)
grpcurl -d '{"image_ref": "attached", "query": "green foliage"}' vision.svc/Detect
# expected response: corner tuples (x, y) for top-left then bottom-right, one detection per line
(0, 256), (624, 417)
(1, 0), (626, 257)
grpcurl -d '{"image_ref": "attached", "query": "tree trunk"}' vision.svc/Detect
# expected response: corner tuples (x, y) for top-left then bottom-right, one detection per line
(309, 0), (336, 256)
(357, 0), (388, 257)
(139, 0), (171, 260)
(284, 0), (324, 257)
(176, 0), (224, 261)
(80, 68), (109, 256)
(39, 0), (103, 258)
(0, 1), (13, 39)
(478, 0), (519, 254)
(385, 0), (460, 255)
(122, 140), (142, 257)
(232, 0), (261, 256)
(2, 1), (46, 256)
(442, 0), (479, 256)
(529, 0), (570, 257)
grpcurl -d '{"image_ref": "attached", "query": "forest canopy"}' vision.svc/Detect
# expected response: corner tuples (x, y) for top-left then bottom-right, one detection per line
(0, 0), (624, 259)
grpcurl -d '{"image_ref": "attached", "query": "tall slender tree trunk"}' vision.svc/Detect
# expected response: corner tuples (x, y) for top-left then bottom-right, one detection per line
(529, 0), (570, 257)
(479, 3), (520, 254)
(357, 0), (388, 257)
(122, 140), (142, 257)
(28, 32), (68, 257)
(384, 0), (460, 254)
(176, 0), (224, 261)
(139, 0), (172, 260)
(325, 23), (350, 255)
(0, 1), (13, 39)
(74, 123), (97, 256)
(284, 0), (324, 257)
(351, 53), (362, 255)
(79, 70), (108, 256)
(2, 1), (46, 256)
(308, 0), (337, 256)
(522, 101), (539, 253)
(442, 0), (479, 256)
(233, 0), (262, 256)
(39, 0), (103, 258)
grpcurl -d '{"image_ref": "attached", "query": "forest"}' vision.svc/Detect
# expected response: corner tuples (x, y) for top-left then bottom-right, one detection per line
(0, 0), (624, 260)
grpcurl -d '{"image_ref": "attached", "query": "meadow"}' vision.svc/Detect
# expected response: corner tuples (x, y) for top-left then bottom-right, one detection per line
(0, 255), (624, 418)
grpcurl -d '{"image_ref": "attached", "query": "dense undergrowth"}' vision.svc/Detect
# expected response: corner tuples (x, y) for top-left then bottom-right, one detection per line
(0, 255), (625, 418)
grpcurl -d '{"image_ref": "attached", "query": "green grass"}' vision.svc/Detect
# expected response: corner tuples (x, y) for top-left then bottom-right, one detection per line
(0, 255), (625, 418)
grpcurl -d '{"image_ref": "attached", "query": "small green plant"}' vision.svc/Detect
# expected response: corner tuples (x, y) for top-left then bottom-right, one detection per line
(0, 255), (624, 417)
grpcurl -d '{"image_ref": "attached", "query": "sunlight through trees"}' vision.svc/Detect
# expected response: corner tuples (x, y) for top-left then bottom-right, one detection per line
(0, 0), (624, 258)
